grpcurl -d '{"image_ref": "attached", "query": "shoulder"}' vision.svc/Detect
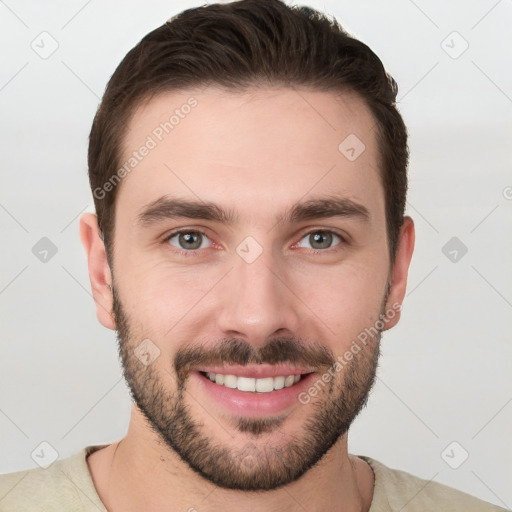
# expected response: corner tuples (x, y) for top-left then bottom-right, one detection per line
(359, 456), (508, 512)
(0, 445), (108, 512)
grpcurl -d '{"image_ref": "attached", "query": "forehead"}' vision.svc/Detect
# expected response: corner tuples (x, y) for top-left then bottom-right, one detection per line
(117, 86), (383, 228)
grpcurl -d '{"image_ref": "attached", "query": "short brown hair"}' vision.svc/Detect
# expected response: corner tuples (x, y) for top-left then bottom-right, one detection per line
(88, 0), (408, 265)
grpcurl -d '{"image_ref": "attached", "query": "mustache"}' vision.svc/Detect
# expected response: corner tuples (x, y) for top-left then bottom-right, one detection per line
(174, 337), (336, 383)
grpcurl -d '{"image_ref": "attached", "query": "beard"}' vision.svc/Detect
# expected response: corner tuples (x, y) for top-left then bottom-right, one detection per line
(112, 284), (385, 491)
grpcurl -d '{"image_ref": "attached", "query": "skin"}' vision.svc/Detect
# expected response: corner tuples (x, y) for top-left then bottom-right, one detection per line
(80, 86), (415, 511)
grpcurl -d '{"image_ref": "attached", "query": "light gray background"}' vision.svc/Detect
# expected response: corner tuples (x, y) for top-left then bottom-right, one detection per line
(1, 0), (511, 508)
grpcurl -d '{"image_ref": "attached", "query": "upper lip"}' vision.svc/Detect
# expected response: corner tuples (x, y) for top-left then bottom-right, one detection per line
(196, 364), (315, 379)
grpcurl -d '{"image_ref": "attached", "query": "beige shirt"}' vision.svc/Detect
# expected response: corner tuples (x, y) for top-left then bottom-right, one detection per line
(0, 444), (507, 511)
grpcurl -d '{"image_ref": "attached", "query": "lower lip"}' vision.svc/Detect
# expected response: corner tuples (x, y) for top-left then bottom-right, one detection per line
(192, 371), (316, 417)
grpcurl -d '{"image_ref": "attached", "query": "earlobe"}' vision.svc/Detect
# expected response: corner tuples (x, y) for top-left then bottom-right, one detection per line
(79, 213), (116, 330)
(383, 216), (415, 330)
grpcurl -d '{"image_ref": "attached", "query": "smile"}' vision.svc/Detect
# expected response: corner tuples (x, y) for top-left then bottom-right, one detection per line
(202, 372), (303, 393)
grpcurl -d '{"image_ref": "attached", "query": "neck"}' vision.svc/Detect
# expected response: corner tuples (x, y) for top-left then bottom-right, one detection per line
(87, 407), (374, 512)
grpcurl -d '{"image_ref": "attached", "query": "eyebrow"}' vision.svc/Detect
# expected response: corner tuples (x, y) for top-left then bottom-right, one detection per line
(136, 195), (370, 228)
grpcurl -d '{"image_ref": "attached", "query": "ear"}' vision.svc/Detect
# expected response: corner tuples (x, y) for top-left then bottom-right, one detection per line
(79, 213), (116, 330)
(382, 216), (415, 330)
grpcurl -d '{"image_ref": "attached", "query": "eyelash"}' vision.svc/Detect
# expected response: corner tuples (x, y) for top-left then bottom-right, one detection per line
(161, 228), (347, 257)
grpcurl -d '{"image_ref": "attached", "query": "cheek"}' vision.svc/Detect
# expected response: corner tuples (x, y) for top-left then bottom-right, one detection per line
(117, 265), (217, 339)
(293, 261), (387, 345)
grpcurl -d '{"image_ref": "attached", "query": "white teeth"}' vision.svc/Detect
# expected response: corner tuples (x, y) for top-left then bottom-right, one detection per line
(284, 375), (295, 387)
(255, 377), (274, 393)
(273, 376), (285, 390)
(237, 376), (256, 392)
(205, 372), (304, 392)
(223, 374), (238, 389)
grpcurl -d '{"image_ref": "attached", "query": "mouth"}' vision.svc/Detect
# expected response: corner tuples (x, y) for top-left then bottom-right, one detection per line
(193, 367), (317, 417)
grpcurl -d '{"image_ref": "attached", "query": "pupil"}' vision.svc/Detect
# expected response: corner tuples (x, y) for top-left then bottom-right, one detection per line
(312, 231), (331, 249)
(180, 232), (201, 249)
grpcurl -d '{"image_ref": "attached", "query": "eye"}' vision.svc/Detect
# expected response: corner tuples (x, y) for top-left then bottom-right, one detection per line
(162, 228), (344, 256)
(296, 230), (343, 251)
(165, 230), (212, 252)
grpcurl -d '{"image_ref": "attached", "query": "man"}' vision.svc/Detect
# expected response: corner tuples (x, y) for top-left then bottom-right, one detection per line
(0, 1), (506, 510)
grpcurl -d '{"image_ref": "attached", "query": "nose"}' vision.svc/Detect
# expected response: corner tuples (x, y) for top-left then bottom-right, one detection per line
(215, 244), (302, 347)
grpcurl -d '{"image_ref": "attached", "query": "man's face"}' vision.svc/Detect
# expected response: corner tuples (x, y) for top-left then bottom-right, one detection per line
(109, 87), (393, 490)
